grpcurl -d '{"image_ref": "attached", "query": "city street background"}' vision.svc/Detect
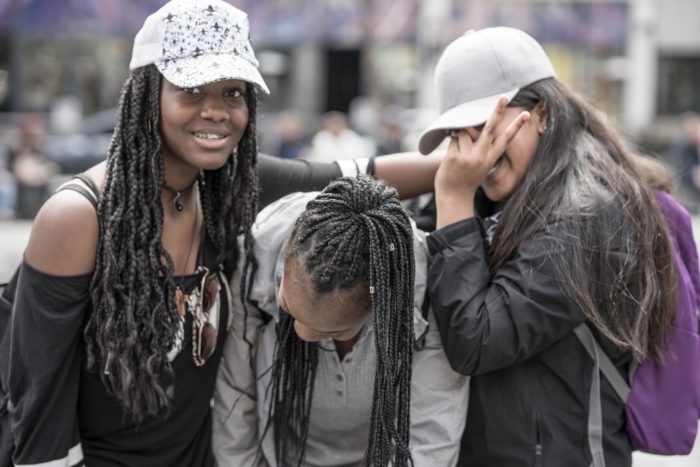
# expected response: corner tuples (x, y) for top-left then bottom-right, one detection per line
(1, 0), (700, 464)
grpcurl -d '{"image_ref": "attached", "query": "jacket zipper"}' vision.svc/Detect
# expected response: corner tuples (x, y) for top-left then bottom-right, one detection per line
(534, 411), (543, 467)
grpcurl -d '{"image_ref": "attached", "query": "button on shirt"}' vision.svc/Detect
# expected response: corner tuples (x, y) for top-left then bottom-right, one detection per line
(255, 317), (377, 466)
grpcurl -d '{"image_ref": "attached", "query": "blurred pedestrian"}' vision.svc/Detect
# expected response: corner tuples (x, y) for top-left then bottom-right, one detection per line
(419, 27), (678, 467)
(671, 111), (700, 213)
(7, 115), (57, 219)
(304, 111), (374, 162)
(276, 111), (309, 159)
(0, 149), (16, 219)
(376, 108), (406, 156)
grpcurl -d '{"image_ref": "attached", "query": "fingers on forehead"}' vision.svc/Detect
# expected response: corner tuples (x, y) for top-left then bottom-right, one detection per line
(483, 96), (510, 133)
(502, 111), (531, 142)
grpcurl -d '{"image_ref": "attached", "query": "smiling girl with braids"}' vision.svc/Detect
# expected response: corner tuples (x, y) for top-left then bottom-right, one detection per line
(5, 1), (268, 465)
(212, 175), (468, 467)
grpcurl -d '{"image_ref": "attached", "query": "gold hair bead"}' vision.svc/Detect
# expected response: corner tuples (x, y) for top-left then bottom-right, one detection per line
(369, 286), (375, 294)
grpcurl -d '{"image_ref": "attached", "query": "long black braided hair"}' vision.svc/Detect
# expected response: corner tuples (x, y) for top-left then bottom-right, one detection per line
(265, 175), (415, 466)
(86, 64), (260, 421)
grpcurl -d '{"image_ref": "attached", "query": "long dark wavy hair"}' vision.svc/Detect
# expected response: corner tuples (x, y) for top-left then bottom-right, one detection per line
(263, 175), (416, 466)
(86, 64), (260, 421)
(489, 78), (676, 363)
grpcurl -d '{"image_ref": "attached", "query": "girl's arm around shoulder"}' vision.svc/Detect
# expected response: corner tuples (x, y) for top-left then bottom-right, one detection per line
(24, 189), (99, 275)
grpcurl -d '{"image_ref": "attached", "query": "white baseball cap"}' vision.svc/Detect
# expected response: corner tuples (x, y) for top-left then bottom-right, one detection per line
(129, 0), (269, 94)
(418, 27), (554, 154)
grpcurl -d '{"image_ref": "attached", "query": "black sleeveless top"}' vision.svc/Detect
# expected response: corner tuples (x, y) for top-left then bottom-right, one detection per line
(63, 176), (230, 466)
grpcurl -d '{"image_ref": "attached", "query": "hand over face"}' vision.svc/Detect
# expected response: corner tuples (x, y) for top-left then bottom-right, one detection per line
(435, 96), (532, 202)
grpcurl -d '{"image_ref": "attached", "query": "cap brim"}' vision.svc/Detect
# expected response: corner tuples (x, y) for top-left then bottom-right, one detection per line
(417, 88), (519, 154)
(157, 53), (270, 94)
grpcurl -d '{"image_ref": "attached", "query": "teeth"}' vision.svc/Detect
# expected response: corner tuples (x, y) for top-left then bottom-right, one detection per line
(193, 132), (225, 140)
(488, 156), (503, 175)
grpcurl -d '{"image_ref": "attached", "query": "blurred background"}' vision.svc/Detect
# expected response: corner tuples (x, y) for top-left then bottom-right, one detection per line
(0, 0), (699, 217)
(0, 1), (698, 463)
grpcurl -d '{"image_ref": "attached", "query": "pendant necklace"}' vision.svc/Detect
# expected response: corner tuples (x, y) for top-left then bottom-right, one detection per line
(164, 178), (198, 212)
(174, 188), (200, 317)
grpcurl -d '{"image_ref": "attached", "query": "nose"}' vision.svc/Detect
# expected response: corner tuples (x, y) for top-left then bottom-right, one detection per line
(200, 94), (229, 122)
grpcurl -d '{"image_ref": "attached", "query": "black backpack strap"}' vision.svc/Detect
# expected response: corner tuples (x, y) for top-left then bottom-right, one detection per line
(55, 174), (100, 211)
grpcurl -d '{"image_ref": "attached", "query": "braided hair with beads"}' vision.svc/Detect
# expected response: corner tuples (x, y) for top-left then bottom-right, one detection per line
(265, 175), (416, 466)
(86, 64), (260, 421)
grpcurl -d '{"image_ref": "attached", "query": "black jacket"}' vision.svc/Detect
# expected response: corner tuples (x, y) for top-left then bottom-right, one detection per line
(427, 217), (632, 467)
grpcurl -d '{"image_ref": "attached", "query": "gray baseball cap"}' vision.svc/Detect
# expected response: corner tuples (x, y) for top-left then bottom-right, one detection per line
(129, 0), (269, 94)
(418, 27), (554, 154)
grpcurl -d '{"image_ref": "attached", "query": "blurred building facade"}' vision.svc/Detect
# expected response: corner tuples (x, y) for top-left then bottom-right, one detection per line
(0, 0), (698, 153)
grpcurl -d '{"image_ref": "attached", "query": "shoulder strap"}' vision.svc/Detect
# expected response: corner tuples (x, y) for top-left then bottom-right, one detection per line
(73, 174), (100, 202)
(574, 322), (630, 467)
(574, 323), (631, 402)
(55, 174), (100, 211)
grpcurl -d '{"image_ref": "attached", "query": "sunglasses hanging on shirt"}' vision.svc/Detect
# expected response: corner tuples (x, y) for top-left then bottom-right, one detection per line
(190, 266), (221, 366)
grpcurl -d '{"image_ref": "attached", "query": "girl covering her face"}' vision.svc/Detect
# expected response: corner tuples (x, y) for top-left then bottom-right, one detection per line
(420, 27), (678, 467)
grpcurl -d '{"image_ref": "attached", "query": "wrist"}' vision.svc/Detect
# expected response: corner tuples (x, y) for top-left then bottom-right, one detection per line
(435, 191), (476, 229)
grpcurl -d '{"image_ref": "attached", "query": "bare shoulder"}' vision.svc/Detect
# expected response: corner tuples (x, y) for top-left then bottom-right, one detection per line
(24, 188), (99, 276)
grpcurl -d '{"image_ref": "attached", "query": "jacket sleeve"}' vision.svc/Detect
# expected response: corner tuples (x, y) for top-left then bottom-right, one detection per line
(427, 217), (585, 376)
(9, 261), (90, 467)
(257, 154), (341, 210)
(408, 307), (469, 467)
(212, 269), (269, 467)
